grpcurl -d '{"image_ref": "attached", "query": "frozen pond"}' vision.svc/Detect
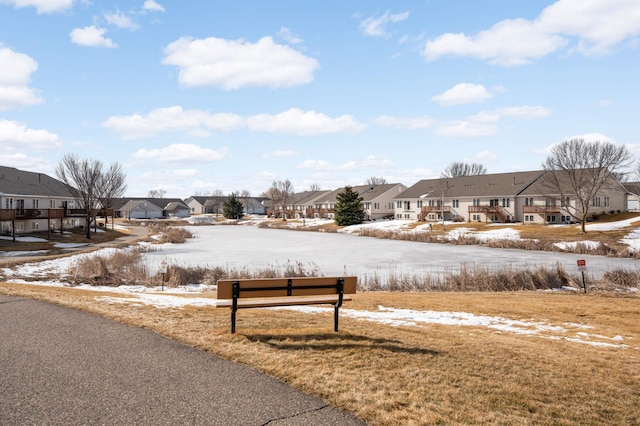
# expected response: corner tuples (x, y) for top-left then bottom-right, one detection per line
(143, 226), (640, 281)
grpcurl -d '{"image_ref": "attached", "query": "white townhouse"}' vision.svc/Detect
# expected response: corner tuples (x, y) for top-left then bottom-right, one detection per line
(393, 169), (629, 225)
(0, 165), (82, 237)
(304, 184), (407, 220)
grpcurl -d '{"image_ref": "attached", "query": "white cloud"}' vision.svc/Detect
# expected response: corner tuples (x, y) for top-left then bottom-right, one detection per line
(103, 106), (244, 139)
(143, 0), (164, 12)
(246, 108), (365, 136)
(359, 10), (410, 37)
(469, 105), (551, 123)
(277, 27), (302, 45)
(423, 0), (640, 66)
(432, 83), (494, 106)
(104, 11), (139, 31)
(132, 144), (228, 163)
(436, 121), (498, 138)
(374, 115), (434, 129)
(298, 160), (332, 171)
(0, 0), (73, 14)
(0, 119), (60, 149)
(0, 46), (44, 110)
(338, 155), (395, 171)
(162, 36), (319, 89)
(105, 107), (364, 139)
(70, 26), (117, 48)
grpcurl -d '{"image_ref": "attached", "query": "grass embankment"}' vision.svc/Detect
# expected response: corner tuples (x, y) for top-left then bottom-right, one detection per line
(0, 282), (637, 425)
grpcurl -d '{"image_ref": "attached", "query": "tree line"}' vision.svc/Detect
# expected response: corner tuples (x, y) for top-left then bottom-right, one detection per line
(55, 137), (637, 235)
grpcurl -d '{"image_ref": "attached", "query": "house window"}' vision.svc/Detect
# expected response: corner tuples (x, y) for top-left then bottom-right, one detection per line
(525, 215), (534, 222)
(5, 198), (13, 209)
(473, 199), (480, 206)
(472, 214), (481, 221)
(546, 215), (556, 222)
(452, 199), (459, 208)
(561, 196), (570, 207)
(417, 200), (422, 208)
(396, 201), (402, 208)
(374, 202), (380, 210)
(604, 197), (610, 207)
(404, 214), (410, 219)
(525, 198), (533, 206)
(49, 199), (55, 208)
(561, 215), (571, 223)
(33, 222), (39, 231)
(593, 197), (601, 207)
(364, 202), (371, 210)
(396, 214), (402, 219)
(502, 198), (510, 208)
(32, 199), (39, 209)
(404, 201), (411, 211)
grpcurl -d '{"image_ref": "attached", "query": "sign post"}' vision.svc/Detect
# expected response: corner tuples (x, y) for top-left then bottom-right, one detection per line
(159, 260), (168, 291)
(577, 259), (587, 293)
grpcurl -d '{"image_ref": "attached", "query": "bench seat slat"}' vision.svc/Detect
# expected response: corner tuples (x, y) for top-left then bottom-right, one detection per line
(216, 295), (352, 308)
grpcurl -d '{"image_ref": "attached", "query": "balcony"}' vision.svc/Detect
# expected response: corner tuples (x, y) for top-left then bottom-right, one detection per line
(522, 205), (561, 214)
(1, 208), (66, 220)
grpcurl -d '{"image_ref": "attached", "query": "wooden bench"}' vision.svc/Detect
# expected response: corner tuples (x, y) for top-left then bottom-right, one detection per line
(216, 276), (357, 333)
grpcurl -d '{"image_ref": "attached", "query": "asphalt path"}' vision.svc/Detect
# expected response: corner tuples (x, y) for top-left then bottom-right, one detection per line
(0, 295), (366, 425)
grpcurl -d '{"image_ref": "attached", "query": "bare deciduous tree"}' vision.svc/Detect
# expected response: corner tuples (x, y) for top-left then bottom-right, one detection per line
(239, 189), (252, 214)
(264, 179), (294, 220)
(98, 162), (127, 226)
(147, 188), (166, 198)
(542, 137), (632, 233)
(364, 176), (387, 186)
(56, 154), (126, 239)
(442, 162), (487, 178)
(309, 183), (321, 191)
(208, 189), (225, 217)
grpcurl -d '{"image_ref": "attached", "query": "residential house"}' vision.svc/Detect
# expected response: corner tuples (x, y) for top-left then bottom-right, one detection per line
(0, 165), (83, 237)
(113, 198), (191, 219)
(519, 170), (628, 224)
(394, 170), (628, 224)
(279, 190), (331, 219)
(623, 182), (640, 212)
(185, 196), (208, 215)
(297, 184), (407, 220)
(185, 195), (269, 216)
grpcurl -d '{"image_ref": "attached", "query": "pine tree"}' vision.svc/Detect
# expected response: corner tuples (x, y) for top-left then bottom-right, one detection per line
(334, 186), (365, 226)
(223, 193), (244, 219)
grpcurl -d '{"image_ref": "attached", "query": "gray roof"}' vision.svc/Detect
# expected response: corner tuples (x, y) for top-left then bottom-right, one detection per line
(112, 198), (189, 210)
(316, 184), (406, 204)
(289, 190), (332, 206)
(623, 182), (640, 195)
(396, 171), (545, 199)
(0, 166), (74, 198)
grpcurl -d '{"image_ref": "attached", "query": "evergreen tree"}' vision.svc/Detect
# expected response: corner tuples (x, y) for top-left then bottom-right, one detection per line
(223, 193), (244, 219)
(334, 186), (365, 226)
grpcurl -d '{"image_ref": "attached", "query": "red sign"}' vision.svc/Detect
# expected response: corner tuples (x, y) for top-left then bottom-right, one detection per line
(577, 259), (587, 271)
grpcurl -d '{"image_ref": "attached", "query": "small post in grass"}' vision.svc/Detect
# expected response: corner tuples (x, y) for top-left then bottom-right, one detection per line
(577, 259), (587, 293)
(159, 260), (168, 291)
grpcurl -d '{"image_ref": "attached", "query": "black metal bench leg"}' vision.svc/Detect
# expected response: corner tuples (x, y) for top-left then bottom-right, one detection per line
(334, 305), (339, 332)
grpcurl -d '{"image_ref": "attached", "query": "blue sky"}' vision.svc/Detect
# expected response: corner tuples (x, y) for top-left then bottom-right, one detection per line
(1, 1), (639, 198)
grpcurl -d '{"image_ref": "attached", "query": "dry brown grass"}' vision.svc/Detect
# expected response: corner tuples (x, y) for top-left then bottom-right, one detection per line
(1, 282), (638, 425)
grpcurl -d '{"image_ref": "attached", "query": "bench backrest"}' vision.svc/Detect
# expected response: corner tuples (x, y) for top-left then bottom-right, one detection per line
(217, 276), (357, 299)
